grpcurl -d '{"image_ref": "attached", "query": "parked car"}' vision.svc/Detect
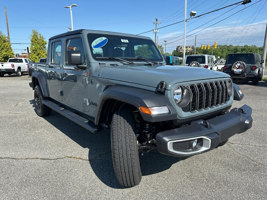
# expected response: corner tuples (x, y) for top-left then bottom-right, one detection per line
(185, 54), (217, 70)
(215, 58), (226, 71)
(223, 53), (264, 84)
(164, 55), (181, 65)
(0, 58), (31, 77)
(39, 58), (47, 63)
(30, 29), (252, 188)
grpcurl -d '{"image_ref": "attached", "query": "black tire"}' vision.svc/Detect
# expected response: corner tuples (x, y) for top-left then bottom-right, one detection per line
(111, 106), (141, 188)
(17, 68), (22, 76)
(34, 85), (50, 117)
(252, 78), (259, 85)
(0, 72), (4, 77)
(252, 70), (263, 85)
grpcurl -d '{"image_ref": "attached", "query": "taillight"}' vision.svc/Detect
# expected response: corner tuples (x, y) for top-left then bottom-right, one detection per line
(223, 65), (227, 71)
(204, 65), (208, 69)
(251, 65), (257, 70)
(11, 64), (15, 68)
(27, 64), (29, 69)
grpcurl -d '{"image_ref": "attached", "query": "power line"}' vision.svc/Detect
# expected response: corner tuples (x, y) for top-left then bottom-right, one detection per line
(161, 4), (241, 46)
(136, 0), (251, 35)
(161, 0), (262, 47)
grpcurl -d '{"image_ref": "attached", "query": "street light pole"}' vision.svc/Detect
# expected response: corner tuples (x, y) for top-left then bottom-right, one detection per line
(64, 4), (77, 31)
(183, 0), (187, 65)
(164, 40), (167, 54)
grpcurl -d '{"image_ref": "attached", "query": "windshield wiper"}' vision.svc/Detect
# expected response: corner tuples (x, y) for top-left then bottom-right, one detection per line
(96, 57), (133, 65)
(126, 57), (156, 66)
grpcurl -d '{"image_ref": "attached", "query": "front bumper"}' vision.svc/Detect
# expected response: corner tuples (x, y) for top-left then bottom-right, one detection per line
(156, 104), (252, 157)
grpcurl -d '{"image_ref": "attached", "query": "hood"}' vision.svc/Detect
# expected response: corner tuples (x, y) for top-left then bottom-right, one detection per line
(99, 65), (229, 89)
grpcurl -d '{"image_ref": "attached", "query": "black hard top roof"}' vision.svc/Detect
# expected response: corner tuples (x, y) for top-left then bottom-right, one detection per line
(49, 29), (151, 41)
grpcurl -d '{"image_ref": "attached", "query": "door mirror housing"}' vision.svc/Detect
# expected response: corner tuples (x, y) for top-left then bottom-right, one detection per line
(260, 59), (264, 64)
(69, 51), (82, 65)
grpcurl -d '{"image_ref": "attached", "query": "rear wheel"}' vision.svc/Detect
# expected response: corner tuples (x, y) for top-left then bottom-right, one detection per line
(34, 85), (50, 117)
(17, 68), (22, 76)
(0, 72), (4, 77)
(111, 106), (142, 188)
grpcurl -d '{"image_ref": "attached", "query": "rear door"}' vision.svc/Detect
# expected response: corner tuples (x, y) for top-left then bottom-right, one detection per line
(46, 40), (63, 102)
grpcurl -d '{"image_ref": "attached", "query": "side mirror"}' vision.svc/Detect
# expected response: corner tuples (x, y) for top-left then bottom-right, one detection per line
(233, 83), (244, 101)
(68, 51), (82, 65)
(261, 59), (264, 64)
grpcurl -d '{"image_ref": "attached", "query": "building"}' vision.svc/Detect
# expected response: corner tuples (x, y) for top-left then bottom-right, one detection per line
(176, 46), (194, 53)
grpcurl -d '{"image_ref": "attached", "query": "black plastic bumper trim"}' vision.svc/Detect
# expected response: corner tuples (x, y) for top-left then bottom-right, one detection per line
(156, 104), (252, 157)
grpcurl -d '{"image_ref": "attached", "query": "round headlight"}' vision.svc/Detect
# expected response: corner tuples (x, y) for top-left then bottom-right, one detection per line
(226, 79), (233, 96)
(173, 86), (192, 107)
(173, 86), (182, 104)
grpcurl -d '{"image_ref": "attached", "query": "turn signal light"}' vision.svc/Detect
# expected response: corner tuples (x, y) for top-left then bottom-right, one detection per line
(11, 64), (15, 68)
(139, 106), (152, 115)
(204, 65), (208, 69)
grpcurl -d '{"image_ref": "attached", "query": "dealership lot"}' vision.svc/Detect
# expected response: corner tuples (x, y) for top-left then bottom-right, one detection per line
(0, 75), (266, 200)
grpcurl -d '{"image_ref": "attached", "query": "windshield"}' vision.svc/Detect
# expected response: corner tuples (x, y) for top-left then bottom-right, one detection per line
(226, 54), (255, 64)
(87, 34), (163, 62)
(8, 59), (23, 63)
(186, 56), (205, 64)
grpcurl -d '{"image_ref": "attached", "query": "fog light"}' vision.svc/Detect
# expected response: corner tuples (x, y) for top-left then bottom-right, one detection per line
(192, 139), (198, 149)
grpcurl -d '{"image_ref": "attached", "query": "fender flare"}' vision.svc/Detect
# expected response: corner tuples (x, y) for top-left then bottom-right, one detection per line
(95, 85), (177, 124)
(32, 71), (50, 97)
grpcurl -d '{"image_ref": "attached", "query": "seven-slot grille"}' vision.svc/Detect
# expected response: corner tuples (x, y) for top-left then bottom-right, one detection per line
(182, 80), (230, 112)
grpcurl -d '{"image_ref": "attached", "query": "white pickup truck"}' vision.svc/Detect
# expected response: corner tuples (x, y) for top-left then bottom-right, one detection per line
(0, 58), (32, 77)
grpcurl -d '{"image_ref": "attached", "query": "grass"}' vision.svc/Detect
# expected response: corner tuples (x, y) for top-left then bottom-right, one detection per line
(263, 77), (267, 82)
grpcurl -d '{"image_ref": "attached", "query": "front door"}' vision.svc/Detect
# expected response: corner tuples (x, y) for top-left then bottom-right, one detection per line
(61, 36), (90, 114)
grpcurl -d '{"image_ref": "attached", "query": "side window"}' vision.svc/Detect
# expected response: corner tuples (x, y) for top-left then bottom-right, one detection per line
(51, 41), (62, 65)
(66, 37), (85, 65)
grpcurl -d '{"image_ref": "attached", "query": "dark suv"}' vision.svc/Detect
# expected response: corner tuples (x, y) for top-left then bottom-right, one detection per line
(223, 53), (264, 84)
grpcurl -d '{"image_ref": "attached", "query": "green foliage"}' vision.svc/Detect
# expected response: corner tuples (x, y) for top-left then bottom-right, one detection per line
(0, 32), (14, 62)
(163, 52), (172, 56)
(172, 50), (183, 57)
(29, 30), (47, 63)
(195, 45), (263, 59)
(157, 45), (164, 54)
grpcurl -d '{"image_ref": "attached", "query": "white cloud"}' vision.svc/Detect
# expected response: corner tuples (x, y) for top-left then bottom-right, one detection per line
(159, 21), (267, 52)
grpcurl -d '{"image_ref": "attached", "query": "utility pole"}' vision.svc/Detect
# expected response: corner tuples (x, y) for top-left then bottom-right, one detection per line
(194, 35), (197, 54)
(5, 6), (10, 42)
(153, 18), (160, 45)
(164, 40), (167, 54)
(262, 24), (267, 70)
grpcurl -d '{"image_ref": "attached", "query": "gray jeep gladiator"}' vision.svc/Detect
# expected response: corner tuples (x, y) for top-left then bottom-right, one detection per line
(30, 29), (253, 188)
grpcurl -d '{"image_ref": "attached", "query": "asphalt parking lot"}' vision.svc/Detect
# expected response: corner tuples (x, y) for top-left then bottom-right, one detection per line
(0, 75), (266, 200)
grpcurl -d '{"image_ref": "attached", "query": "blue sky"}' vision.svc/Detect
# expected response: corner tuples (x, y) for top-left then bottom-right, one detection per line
(0, 0), (266, 54)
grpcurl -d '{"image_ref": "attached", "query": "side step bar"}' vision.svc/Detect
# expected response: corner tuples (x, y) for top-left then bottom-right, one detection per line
(43, 100), (98, 133)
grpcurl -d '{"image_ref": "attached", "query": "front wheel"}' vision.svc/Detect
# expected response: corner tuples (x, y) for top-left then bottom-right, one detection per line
(111, 106), (142, 188)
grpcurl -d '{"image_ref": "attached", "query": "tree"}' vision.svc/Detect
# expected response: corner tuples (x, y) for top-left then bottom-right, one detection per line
(0, 32), (14, 62)
(157, 45), (164, 54)
(29, 30), (47, 63)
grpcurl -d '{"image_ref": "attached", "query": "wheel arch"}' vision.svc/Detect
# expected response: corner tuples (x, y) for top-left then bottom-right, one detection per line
(31, 72), (49, 97)
(95, 85), (177, 125)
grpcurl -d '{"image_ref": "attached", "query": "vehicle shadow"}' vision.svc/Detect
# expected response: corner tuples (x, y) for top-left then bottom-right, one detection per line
(29, 100), (181, 188)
